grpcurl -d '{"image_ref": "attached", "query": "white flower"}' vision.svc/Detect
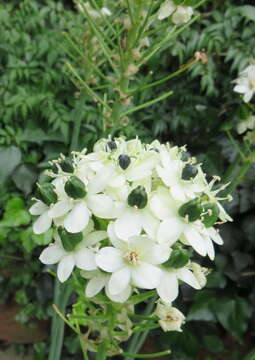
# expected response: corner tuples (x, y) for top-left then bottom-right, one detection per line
(172, 5), (193, 25)
(158, 0), (176, 20)
(95, 234), (170, 296)
(82, 270), (132, 303)
(234, 64), (255, 103)
(156, 147), (204, 202)
(158, 1), (193, 25)
(155, 301), (185, 332)
(39, 226), (107, 282)
(150, 186), (223, 259)
(156, 266), (200, 303)
(48, 176), (118, 233)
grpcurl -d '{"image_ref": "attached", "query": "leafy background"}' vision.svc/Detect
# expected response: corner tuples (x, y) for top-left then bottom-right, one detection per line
(0, 0), (255, 359)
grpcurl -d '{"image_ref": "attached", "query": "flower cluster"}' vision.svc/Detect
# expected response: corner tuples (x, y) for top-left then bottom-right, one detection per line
(30, 137), (231, 331)
(233, 64), (255, 103)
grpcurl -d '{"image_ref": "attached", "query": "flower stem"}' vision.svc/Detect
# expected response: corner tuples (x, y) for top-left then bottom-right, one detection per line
(48, 280), (72, 360)
(123, 350), (171, 358)
(125, 295), (157, 360)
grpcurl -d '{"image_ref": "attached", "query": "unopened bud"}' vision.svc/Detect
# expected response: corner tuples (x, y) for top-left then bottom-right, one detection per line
(128, 186), (148, 209)
(58, 227), (83, 252)
(36, 183), (58, 206)
(64, 176), (86, 199)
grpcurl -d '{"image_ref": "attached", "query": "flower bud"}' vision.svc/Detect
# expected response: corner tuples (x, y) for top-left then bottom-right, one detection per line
(60, 158), (74, 173)
(155, 301), (185, 332)
(58, 227), (83, 252)
(64, 176), (86, 199)
(51, 163), (59, 174)
(118, 154), (131, 170)
(163, 248), (189, 268)
(107, 141), (117, 150)
(128, 186), (148, 209)
(181, 164), (198, 180)
(36, 183), (57, 206)
(190, 263), (207, 288)
(178, 198), (203, 222)
(202, 202), (219, 228)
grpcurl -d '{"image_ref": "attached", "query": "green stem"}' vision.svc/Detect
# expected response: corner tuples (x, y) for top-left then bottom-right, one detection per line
(66, 62), (110, 111)
(121, 90), (173, 117)
(123, 350), (171, 358)
(70, 93), (86, 151)
(132, 59), (197, 93)
(224, 160), (251, 196)
(226, 130), (246, 161)
(48, 280), (72, 360)
(126, 295), (157, 360)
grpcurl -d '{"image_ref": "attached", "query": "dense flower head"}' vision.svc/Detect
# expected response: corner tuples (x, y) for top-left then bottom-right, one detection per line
(30, 137), (231, 311)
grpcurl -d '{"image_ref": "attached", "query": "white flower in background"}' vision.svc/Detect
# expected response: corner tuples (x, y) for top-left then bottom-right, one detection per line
(82, 270), (132, 303)
(234, 64), (255, 103)
(95, 235), (170, 296)
(237, 115), (255, 134)
(39, 225), (107, 282)
(158, 0), (176, 20)
(76, 2), (111, 18)
(155, 301), (185, 332)
(156, 266), (200, 303)
(172, 5), (193, 25)
(158, 1), (193, 25)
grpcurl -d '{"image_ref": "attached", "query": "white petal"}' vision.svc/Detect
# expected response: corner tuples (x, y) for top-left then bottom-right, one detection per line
(150, 187), (178, 220)
(243, 90), (253, 103)
(157, 218), (184, 245)
(86, 231), (107, 246)
(74, 248), (97, 270)
(107, 222), (126, 249)
(108, 267), (131, 295)
(64, 201), (90, 233)
(131, 262), (161, 289)
(86, 275), (106, 297)
(233, 84), (247, 94)
(207, 227), (223, 245)
(57, 255), (75, 282)
(48, 200), (72, 218)
(39, 244), (65, 264)
(33, 212), (52, 234)
(114, 209), (142, 240)
(105, 284), (132, 303)
(184, 226), (207, 257)
(29, 201), (48, 215)
(95, 247), (125, 272)
(87, 166), (114, 194)
(141, 210), (159, 238)
(156, 271), (179, 303)
(87, 194), (117, 219)
(177, 268), (200, 289)
(143, 244), (171, 265)
(170, 184), (186, 202)
(205, 236), (215, 260)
